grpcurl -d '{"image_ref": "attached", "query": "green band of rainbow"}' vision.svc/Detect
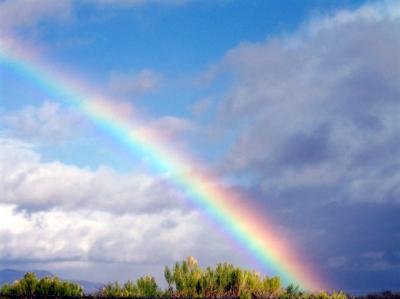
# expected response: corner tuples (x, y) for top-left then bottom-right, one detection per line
(0, 39), (326, 291)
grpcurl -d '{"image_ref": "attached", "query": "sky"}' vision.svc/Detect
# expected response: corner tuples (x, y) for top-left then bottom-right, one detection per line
(1, 0), (400, 294)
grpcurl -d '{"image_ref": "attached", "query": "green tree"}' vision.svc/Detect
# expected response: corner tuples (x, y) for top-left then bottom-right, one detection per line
(0, 273), (83, 297)
(137, 275), (159, 297)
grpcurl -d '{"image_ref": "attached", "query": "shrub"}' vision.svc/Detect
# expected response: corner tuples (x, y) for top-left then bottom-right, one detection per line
(0, 272), (83, 297)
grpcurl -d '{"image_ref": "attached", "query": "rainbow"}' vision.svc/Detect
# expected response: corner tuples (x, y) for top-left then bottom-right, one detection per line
(0, 38), (326, 291)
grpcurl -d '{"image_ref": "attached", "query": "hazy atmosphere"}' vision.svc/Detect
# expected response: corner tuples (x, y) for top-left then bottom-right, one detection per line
(1, 0), (400, 294)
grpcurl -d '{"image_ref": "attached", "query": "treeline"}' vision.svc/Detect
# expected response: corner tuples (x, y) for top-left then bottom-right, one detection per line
(0, 272), (83, 297)
(100, 256), (286, 299)
(99, 256), (347, 299)
(1, 257), (399, 299)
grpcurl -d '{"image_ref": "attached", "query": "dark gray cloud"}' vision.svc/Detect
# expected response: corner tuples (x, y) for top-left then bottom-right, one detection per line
(278, 125), (334, 168)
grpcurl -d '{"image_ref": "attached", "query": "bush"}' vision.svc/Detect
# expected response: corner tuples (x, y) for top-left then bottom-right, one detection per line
(0, 272), (83, 297)
(98, 276), (160, 297)
(162, 256), (284, 299)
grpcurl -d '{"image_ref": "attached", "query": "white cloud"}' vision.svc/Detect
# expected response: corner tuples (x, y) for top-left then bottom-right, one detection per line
(0, 203), (203, 263)
(0, 137), (183, 212)
(1, 101), (86, 142)
(0, 0), (72, 35)
(0, 137), (241, 280)
(306, 0), (400, 36)
(0, 200), (235, 282)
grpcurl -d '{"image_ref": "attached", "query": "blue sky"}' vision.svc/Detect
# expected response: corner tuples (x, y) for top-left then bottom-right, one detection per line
(1, 0), (400, 294)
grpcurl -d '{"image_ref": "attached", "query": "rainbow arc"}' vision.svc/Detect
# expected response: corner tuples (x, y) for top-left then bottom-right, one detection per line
(0, 39), (326, 291)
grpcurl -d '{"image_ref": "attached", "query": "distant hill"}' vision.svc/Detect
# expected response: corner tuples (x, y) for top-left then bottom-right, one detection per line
(0, 269), (53, 285)
(0, 269), (104, 294)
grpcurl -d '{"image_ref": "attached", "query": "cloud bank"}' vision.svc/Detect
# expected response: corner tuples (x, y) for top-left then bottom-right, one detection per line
(0, 137), (237, 281)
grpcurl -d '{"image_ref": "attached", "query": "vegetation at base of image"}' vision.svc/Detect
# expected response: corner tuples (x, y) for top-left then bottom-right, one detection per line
(0, 257), (399, 299)
(0, 272), (83, 297)
(100, 276), (159, 298)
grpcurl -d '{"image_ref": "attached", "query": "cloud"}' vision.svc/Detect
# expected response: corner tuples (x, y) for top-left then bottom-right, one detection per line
(0, 137), (242, 281)
(208, 1), (400, 204)
(108, 69), (162, 98)
(0, 137), (184, 213)
(1, 101), (87, 143)
(0, 0), (72, 35)
(306, 1), (400, 35)
(0, 203), (196, 262)
(0, 201), (234, 283)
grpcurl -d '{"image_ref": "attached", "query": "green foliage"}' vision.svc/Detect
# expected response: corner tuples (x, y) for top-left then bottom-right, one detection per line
(137, 276), (159, 297)
(123, 281), (138, 297)
(101, 281), (124, 297)
(278, 289), (349, 299)
(0, 258), (359, 299)
(162, 256), (284, 299)
(330, 291), (348, 299)
(280, 283), (301, 299)
(0, 272), (83, 296)
(99, 275), (160, 297)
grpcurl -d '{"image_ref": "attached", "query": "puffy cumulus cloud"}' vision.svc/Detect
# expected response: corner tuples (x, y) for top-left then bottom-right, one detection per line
(0, 137), (239, 280)
(211, 1), (400, 204)
(0, 203), (206, 265)
(0, 203), (234, 283)
(108, 69), (162, 98)
(1, 101), (87, 143)
(0, 137), (184, 213)
(0, 0), (72, 35)
(0, 138), (40, 166)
